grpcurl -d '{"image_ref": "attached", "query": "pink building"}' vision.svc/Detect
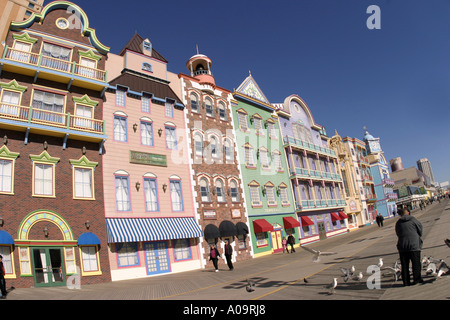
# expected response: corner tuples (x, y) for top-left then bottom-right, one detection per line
(103, 34), (202, 281)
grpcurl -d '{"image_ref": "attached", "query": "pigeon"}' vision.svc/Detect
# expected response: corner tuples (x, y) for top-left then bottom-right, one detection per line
(437, 261), (449, 278)
(383, 261), (402, 281)
(246, 279), (255, 292)
(325, 278), (338, 295)
(300, 245), (337, 263)
(303, 277), (309, 284)
(426, 263), (437, 276)
(352, 271), (364, 281)
(377, 258), (383, 268)
(340, 266), (355, 282)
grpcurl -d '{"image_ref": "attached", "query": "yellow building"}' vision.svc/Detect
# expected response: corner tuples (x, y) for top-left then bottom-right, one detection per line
(329, 131), (364, 231)
(0, 0), (45, 53)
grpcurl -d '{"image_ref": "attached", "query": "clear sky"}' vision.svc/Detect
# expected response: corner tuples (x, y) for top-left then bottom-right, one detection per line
(65, 0), (449, 184)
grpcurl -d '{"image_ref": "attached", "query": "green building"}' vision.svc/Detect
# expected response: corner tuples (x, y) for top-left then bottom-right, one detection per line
(231, 74), (299, 257)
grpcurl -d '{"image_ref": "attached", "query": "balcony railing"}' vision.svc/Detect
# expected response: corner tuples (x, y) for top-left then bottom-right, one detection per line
(291, 166), (342, 182)
(296, 199), (346, 211)
(3, 47), (107, 82)
(284, 136), (336, 157)
(0, 103), (105, 135)
(383, 178), (395, 186)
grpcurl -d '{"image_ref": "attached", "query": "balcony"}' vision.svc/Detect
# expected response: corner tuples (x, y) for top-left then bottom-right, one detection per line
(284, 136), (336, 158)
(1, 47), (107, 91)
(383, 178), (395, 186)
(0, 102), (106, 143)
(290, 166), (342, 182)
(365, 194), (377, 202)
(387, 192), (398, 201)
(296, 199), (346, 212)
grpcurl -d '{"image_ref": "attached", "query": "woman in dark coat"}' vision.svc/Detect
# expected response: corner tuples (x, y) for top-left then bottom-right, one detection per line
(209, 244), (220, 272)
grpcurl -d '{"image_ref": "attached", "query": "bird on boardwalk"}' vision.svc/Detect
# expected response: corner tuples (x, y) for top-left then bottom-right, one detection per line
(377, 258), (383, 268)
(352, 271), (364, 281)
(383, 261), (402, 281)
(246, 279), (255, 292)
(340, 266), (355, 282)
(303, 277), (309, 284)
(325, 278), (338, 295)
(300, 245), (337, 263)
(425, 263), (437, 276)
(437, 261), (449, 278)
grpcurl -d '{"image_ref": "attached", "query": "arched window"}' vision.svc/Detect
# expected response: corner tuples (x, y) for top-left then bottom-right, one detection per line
(230, 180), (239, 202)
(194, 133), (203, 156)
(199, 177), (211, 202)
(190, 93), (199, 112)
(209, 136), (218, 158)
(224, 139), (233, 161)
(215, 179), (225, 202)
(205, 97), (213, 117)
(218, 102), (226, 120)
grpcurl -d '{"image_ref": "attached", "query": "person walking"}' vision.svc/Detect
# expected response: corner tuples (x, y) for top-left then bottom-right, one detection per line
(224, 240), (234, 271)
(395, 208), (424, 286)
(379, 215), (384, 227)
(282, 237), (288, 253)
(0, 255), (7, 299)
(287, 234), (296, 253)
(209, 244), (220, 272)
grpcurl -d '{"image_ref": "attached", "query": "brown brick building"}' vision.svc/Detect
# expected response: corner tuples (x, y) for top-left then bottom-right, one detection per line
(179, 53), (253, 269)
(0, 2), (111, 288)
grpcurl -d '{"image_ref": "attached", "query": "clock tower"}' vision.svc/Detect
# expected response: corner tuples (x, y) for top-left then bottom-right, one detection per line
(363, 129), (381, 154)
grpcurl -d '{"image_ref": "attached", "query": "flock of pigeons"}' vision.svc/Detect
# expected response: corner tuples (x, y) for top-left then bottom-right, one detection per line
(245, 245), (450, 295)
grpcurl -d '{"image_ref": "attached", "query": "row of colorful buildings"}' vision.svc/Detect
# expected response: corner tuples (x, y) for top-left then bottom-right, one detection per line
(0, 1), (397, 288)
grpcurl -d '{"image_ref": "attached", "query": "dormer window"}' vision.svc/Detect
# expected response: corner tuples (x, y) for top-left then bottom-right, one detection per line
(142, 39), (152, 56)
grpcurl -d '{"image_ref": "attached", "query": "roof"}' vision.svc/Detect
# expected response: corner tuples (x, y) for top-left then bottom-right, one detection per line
(118, 33), (168, 63)
(109, 69), (183, 105)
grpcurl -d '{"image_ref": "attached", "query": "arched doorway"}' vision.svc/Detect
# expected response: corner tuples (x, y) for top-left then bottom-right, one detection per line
(17, 210), (75, 287)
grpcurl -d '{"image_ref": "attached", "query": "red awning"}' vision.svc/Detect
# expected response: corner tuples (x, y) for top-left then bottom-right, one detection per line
(252, 219), (274, 233)
(300, 216), (314, 226)
(338, 211), (348, 219)
(330, 212), (341, 221)
(283, 216), (301, 229)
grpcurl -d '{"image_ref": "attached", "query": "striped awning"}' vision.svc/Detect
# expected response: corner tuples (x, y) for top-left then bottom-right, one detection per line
(106, 217), (203, 243)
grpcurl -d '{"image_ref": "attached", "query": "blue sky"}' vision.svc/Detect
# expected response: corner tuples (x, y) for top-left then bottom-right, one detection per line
(68, 0), (449, 184)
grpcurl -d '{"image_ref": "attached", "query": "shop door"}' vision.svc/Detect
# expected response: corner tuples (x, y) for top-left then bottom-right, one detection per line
(32, 248), (65, 287)
(144, 242), (170, 275)
(318, 222), (327, 240)
(271, 230), (283, 253)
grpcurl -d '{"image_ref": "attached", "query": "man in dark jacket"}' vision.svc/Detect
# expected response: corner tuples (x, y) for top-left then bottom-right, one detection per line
(0, 255), (6, 298)
(395, 208), (423, 286)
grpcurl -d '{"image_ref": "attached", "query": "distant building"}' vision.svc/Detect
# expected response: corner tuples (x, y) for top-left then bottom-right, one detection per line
(0, 0), (45, 53)
(329, 130), (361, 232)
(417, 158), (435, 184)
(390, 157), (404, 172)
(363, 130), (397, 218)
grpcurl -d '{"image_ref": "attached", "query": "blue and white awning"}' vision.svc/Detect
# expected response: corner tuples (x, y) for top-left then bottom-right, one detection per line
(106, 217), (203, 243)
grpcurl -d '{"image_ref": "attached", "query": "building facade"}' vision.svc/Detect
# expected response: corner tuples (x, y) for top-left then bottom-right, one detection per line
(231, 75), (297, 257)
(103, 34), (202, 281)
(363, 130), (397, 219)
(417, 158), (435, 185)
(178, 54), (252, 268)
(342, 136), (376, 225)
(329, 130), (361, 231)
(0, 0), (45, 51)
(275, 95), (347, 245)
(0, 1), (111, 288)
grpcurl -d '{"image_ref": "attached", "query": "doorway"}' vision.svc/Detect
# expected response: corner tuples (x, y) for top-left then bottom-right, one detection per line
(270, 229), (283, 253)
(318, 222), (327, 240)
(32, 247), (65, 287)
(144, 241), (170, 275)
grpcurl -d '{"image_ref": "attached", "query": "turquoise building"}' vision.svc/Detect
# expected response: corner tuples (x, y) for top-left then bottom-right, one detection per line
(363, 130), (397, 218)
(231, 74), (298, 257)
